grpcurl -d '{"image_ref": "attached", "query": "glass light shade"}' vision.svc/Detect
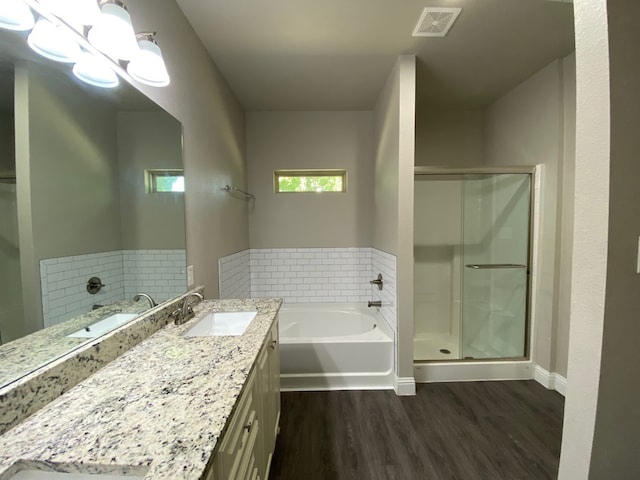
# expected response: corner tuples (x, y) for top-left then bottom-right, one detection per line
(127, 37), (170, 87)
(87, 3), (138, 60)
(27, 17), (82, 63)
(38, 0), (101, 26)
(72, 51), (119, 88)
(0, 0), (35, 31)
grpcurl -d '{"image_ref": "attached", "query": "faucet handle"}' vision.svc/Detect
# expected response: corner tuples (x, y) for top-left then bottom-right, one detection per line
(369, 273), (383, 290)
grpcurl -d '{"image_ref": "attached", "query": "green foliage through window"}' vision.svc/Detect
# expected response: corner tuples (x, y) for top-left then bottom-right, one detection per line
(275, 170), (346, 193)
(145, 169), (185, 193)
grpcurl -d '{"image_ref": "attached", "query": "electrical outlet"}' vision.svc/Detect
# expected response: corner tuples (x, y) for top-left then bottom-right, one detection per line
(187, 265), (194, 286)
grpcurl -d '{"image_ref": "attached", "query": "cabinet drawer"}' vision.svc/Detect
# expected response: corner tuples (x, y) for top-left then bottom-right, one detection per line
(229, 409), (258, 480)
(217, 370), (256, 478)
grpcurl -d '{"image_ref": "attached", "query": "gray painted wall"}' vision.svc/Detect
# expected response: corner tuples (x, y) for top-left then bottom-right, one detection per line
(373, 63), (400, 257)
(589, 0), (640, 476)
(374, 55), (416, 387)
(0, 109), (22, 343)
(558, 0), (610, 474)
(556, 53), (576, 380)
(414, 110), (484, 167)
(0, 111), (14, 173)
(117, 111), (185, 250)
(484, 58), (575, 377)
(125, 0), (249, 297)
(246, 111), (373, 248)
(15, 66), (121, 333)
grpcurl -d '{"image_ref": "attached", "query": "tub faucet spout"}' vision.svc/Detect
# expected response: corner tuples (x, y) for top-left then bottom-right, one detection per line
(368, 300), (382, 308)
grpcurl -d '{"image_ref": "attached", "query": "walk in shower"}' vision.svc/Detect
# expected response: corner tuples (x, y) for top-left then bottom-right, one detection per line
(414, 168), (532, 362)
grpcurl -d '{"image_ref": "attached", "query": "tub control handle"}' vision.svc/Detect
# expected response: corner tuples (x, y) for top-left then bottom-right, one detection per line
(244, 421), (252, 432)
(270, 340), (277, 350)
(86, 276), (106, 294)
(370, 273), (384, 290)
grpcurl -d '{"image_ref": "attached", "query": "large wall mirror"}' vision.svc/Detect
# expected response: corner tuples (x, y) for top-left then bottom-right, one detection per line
(0, 27), (186, 389)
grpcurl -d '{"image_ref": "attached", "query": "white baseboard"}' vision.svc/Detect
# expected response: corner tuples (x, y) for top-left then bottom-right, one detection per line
(394, 376), (416, 396)
(280, 372), (394, 392)
(414, 360), (534, 383)
(534, 365), (567, 396)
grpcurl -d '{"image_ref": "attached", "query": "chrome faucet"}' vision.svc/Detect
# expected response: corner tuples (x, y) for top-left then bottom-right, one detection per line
(368, 300), (382, 308)
(133, 293), (157, 308)
(175, 292), (204, 325)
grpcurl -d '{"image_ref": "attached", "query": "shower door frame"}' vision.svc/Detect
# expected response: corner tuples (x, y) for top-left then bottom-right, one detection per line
(413, 165), (537, 364)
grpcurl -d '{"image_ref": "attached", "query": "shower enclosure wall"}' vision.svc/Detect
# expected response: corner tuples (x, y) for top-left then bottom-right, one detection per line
(414, 169), (532, 363)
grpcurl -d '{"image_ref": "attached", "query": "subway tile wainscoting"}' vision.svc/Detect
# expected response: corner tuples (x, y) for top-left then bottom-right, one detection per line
(40, 250), (187, 327)
(250, 248), (371, 303)
(218, 249), (251, 299)
(219, 247), (397, 331)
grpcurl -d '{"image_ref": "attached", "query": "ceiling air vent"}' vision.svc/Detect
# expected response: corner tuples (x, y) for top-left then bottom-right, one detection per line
(412, 7), (462, 37)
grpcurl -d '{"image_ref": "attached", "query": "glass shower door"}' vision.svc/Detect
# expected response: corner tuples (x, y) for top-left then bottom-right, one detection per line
(461, 174), (530, 359)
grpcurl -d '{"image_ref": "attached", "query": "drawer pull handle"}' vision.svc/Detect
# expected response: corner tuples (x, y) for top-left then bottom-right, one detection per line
(243, 421), (252, 432)
(270, 340), (277, 350)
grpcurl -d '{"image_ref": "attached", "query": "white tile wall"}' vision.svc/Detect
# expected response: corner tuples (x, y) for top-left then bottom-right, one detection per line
(371, 248), (398, 335)
(218, 248), (398, 312)
(123, 249), (187, 302)
(218, 250), (251, 299)
(250, 248), (372, 303)
(40, 249), (187, 327)
(41, 251), (125, 328)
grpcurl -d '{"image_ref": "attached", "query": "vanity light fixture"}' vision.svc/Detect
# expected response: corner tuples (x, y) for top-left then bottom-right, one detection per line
(73, 50), (119, 88)
(27, 16), (82, 62)
(0, 0), (35, 31)
(88, 0), (138, 61)
(37, 0), (101, 26)
(127, 32), (170, 87)
(0, 0), (170, 89)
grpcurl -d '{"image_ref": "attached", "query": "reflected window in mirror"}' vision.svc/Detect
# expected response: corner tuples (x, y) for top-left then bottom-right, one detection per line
(145, 168), (185, 193)
(0, 26), (187, 389)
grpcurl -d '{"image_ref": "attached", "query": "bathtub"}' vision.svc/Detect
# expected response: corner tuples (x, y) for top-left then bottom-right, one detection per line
(278, 303), (394, 391)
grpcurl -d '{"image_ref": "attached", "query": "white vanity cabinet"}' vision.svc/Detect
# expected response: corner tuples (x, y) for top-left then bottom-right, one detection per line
(206, 317), (280, 480)
(207, 368), (260, 480)
(257, 321), (280, 479)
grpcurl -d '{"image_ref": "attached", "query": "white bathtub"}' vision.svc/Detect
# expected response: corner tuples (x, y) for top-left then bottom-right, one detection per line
(279, 303), (394, 391)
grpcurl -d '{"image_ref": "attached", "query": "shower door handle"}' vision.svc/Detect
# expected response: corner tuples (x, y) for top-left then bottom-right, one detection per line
(465, 264), (527, 269)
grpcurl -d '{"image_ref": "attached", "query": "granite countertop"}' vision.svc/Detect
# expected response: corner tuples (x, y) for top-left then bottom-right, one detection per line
(0, 298), (282, 480)
(0, 300), (151, 387)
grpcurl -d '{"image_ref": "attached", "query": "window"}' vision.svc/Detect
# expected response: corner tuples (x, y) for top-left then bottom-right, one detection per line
(274, 170), (347, 193)
(145, 169), (184, 193)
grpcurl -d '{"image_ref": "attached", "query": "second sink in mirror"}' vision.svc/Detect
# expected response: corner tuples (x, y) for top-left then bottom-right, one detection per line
(66, 313), (139, 339)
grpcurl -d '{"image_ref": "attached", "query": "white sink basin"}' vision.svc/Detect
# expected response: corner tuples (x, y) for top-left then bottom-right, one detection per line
(10, 471), (144, 480)
(184, 311), (257, 337)
(67, 313), (139, 338)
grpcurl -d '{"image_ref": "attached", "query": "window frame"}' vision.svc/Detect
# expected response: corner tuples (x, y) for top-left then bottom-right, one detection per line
(273, 169), (347, 194)
(144, 169), (185, 193)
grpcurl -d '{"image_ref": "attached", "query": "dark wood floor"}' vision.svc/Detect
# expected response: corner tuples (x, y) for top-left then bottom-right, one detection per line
(269, 381), (564, 480)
